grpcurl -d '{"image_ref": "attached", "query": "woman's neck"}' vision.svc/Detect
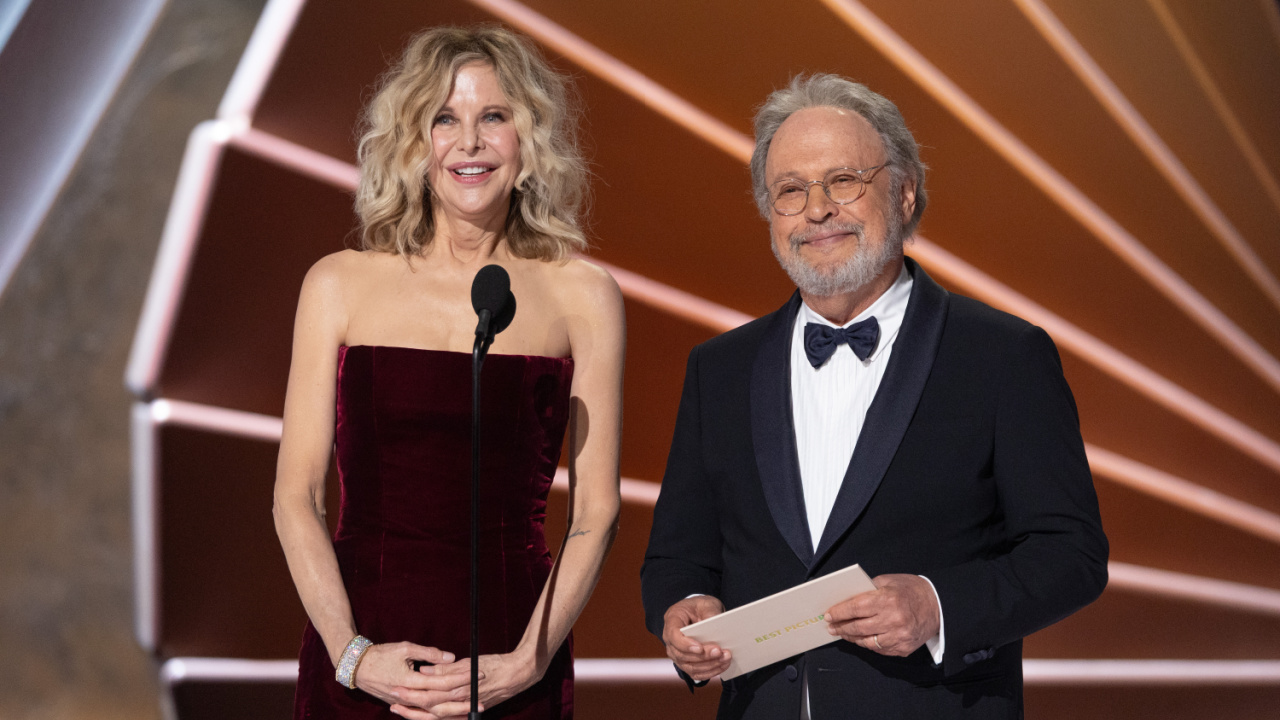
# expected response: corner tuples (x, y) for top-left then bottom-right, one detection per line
(429, 211), (508, 266)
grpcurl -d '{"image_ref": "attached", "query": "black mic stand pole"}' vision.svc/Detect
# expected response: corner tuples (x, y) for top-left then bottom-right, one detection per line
(470, 310), (494, 720)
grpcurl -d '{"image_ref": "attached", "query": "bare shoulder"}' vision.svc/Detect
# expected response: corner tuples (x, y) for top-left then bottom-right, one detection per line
(295, 250), (380, 338)
(545, 257), (624, 319)
(302, 249), (399, 296)
(302, 249), (361, 290)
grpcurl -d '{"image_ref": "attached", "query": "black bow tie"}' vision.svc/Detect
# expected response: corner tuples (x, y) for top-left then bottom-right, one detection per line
(803, 317), (880, 368)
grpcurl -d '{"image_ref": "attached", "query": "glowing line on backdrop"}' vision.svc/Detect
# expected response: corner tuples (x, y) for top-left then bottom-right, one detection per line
(589, 258), (754, 333)
(1014, 0), (1280, 312)
(130, 403), (159, 651)
(1146, 0), (1280, 217)
(148, 398), (663, 505)
(1108, 561), (1280, 616)
(909, 237), (1280, 478)
(1021, 659), (1280, 685)
(146, 396), (1280, 609)
(1086, 444), (1280, 545)
(141, 0), (1280, 617)
(203, 30), (1280, 510)
(554, 467), (660, 506)
(156, 655), (1280, 686)
(819, 0), (1280, 397)
(217, 0), (308, 126)
(126, 121), (233, 398)
(464, 0), (754, 162)
(441, 0), (1280, 481)
(204, 0), (1280, 489)
(125, 124), (358, 398)
(133, 0), (1280, 683)
(234, 126), (361, 190)
(151, 398), (284, 443)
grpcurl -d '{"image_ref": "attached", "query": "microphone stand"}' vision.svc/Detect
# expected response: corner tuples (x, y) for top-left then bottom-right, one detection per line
(470, 310), (494, 720)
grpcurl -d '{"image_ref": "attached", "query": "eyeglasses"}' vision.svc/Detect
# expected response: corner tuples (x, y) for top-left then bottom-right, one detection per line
(768, 163), (890, 216)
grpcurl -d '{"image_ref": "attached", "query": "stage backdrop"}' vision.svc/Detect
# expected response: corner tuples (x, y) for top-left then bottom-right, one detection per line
(127, 1), (1280, 717)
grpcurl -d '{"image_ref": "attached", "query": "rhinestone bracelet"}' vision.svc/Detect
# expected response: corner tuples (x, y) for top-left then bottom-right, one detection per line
(335, 635), (373, 689)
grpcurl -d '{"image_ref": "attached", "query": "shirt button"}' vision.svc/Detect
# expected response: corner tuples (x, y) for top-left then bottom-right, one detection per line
(785, 665), (799, 681)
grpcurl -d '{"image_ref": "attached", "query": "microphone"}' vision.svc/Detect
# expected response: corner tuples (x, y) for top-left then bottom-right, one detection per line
(467, 263), (516, 720)
(471, 264), (516, 341)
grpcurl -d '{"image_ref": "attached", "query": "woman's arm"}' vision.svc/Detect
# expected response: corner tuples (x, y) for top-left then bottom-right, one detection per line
(432, 260), (625, 713)
(274, 254), (469, 717)
(522, 260), (625, 667)
(274, 254), (351, 665)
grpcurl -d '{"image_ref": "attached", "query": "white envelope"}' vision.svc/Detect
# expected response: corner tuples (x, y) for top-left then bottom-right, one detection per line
(680, 564), (876, 680)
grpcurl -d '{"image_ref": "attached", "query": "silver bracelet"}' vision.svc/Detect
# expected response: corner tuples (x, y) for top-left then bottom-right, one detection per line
(335, 635), (373, 689)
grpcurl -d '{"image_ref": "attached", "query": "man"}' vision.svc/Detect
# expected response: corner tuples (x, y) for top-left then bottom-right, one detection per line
(641, 74), (1108, 719)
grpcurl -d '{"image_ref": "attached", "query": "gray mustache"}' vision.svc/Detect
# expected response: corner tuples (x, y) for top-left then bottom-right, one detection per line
(789, 222), (865, 250)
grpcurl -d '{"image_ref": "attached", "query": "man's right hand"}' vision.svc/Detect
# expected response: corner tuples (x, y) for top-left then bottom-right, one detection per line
(662, 595), (731, 683)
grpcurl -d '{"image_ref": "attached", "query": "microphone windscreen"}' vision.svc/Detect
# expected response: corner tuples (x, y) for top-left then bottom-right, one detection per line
(491, 292), (516, 335)
(471, 265), (510, 317)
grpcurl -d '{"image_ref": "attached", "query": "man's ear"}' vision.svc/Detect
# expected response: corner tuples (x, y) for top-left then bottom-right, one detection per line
(899, 176), (918, 221)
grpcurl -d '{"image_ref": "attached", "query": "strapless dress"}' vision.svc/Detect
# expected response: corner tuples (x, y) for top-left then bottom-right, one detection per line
(294, 345), (575, 719)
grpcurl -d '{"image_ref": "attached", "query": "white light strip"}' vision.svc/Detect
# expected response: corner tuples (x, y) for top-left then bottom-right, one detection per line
(465, 0), (754, 161)
(140, 397), (1280, 612)
(150, 398), (283, 443)
(572, 658), (679, 682)
(1147, 0), (1280, 216)
(130, 402), (159, 652)
(211, 127), (1280, 489)
(217, 0), (308, 126)
(192, 23), (1280, 494)
(125, 120), (232, 398)
(1014, 0), (1280, 313)
(1087, 444), (1280, 545)
(162, 657), (300, 684)
(820, 0), (1280, 398)
(188, 123), (751, 337)
(140, 401), (661, 502)
(1022, 659), (1280, 685)
(910, 238), (1280, 479)
(130, 136), (1280, 555)
(158, 656), (1280, 686)
(590, 258), (754, 333)
(231, 127), (360, 190)
(1108, 561), (1280, 616)
(424, 0), (1280, 483)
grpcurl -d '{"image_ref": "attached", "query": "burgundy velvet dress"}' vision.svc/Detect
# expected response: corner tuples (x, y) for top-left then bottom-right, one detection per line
(294, 345), (575, 719)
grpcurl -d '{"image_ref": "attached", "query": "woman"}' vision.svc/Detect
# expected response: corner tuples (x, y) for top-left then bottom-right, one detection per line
(274, 26), (623, 720)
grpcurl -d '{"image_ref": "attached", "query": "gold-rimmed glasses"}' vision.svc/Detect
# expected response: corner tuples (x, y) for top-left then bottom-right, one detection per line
(768, 163), (890, 216)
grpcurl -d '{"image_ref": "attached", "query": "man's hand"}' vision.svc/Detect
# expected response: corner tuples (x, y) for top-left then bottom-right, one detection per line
(825, 574), (940, 657)
(661, 595), (731, 682)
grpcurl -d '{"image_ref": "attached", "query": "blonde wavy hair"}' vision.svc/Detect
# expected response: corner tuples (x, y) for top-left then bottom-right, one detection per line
(356, 25), (588, 260)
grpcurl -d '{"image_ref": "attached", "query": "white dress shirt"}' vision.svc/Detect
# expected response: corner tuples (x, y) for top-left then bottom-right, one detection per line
(788, 265), (945, 669)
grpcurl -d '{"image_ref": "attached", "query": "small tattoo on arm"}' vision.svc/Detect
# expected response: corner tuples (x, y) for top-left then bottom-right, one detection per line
(567, 529), (591, 540)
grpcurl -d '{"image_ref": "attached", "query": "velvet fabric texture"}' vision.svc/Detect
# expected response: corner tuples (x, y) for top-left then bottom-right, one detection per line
(294, 346), (575, 719)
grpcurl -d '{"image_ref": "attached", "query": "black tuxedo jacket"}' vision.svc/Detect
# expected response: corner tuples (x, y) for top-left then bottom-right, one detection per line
(641, 259), (1108, 719)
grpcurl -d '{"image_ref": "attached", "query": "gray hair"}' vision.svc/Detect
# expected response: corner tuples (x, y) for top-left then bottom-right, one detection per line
(750, 74), (927, 236)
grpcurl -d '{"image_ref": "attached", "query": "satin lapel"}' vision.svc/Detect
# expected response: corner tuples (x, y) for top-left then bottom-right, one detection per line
(810, 259), (950, 570)
(751, 292), (813, 565)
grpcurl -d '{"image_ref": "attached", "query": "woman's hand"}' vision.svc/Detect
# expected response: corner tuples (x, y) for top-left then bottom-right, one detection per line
(431, 650), (540, 714)
(353, 642), (474, 719)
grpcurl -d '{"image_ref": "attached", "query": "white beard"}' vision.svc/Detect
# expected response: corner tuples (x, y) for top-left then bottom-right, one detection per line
(771, 207), (904, 298)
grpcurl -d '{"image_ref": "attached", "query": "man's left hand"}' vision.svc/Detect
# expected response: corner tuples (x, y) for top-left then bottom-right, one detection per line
(825, 574), (940, 657)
